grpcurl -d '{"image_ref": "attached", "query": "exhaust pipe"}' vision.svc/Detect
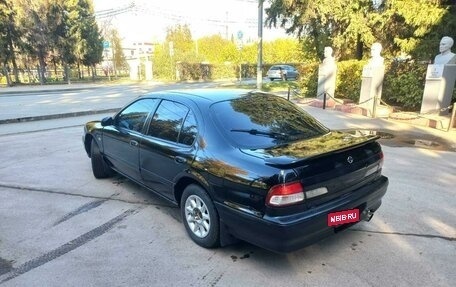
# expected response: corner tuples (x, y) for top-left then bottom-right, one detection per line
(363, 209), (375, 222)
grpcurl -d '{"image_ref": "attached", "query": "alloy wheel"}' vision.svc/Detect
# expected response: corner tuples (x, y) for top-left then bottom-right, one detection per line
(184, 195), (211, 238)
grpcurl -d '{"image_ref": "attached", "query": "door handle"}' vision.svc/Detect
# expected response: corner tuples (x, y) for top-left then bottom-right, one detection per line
(130, 140), (138, 147)
(175, 156), (187, 164)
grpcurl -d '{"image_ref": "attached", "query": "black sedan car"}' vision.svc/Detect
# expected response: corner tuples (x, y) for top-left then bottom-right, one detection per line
(83, 89), (388, 253)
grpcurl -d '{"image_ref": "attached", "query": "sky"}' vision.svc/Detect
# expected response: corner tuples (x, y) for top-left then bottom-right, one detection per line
(92, 0), (291, 45)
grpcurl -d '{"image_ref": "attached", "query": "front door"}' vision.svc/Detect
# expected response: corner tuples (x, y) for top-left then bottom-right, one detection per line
(102, 98), (159, 181)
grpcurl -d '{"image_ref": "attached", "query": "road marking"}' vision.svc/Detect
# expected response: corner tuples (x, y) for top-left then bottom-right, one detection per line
(0, 183), (177, 208)
(0, 209), (137, 284)
(53, 199), (108, 226)
(349, 229), (456, 242)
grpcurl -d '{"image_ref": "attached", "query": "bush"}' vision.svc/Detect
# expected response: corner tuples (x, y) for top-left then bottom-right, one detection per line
(382, 62), (427, 111)
(295, 59), (456, 112)
(296, 60), (365, 100)
(335, 60), (366, 102)
(296, 62), (319, 98)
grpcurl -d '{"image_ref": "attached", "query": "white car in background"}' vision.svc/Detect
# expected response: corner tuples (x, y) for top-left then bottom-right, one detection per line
(267, 65), (299, 81)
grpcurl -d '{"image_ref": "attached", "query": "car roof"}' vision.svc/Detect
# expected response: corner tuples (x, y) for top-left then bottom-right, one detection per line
(141, 89), (257, 104)
(270, 64), (294, 69)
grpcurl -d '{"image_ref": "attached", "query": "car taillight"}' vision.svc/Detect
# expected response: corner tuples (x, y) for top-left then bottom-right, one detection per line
(266, 181), (304, 207)
(366, 151), (384, 177)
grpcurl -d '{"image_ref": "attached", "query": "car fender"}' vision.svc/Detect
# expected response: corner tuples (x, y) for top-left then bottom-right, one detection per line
(172, 169), (212, 206)
(83, 121), (104, 156)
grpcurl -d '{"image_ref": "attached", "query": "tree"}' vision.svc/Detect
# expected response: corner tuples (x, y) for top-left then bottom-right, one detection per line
(0, 0), (22, 85)
(0, 0), (13, 85)
(17, 0), (58, 84)
(197, 35), (236, 63)
(377, 0), (456, 60)
(108, 28), (128, 76)
(15, 0), (82, 84)
(262, 38), (305, 63)
(265, 0), (456, 61)
(165, 24), (195, 61)
(47, 1), (76, 83)
(265, 0), (376, 60)
(71, 0), (103, 79)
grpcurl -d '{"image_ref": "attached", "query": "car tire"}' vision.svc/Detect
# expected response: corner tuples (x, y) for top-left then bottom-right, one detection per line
(269, 78), (274, 81)
(181, 184), (220, 248)
(90, 138), (114, 179)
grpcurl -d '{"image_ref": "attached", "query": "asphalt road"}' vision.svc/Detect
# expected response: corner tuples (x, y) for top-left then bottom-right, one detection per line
(0, 81), (231, 122)
(0, 100), (454, 286)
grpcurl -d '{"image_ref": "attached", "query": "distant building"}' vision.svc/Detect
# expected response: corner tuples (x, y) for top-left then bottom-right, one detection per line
(123, 42), (156, 60)
(123, 41), (157, 80)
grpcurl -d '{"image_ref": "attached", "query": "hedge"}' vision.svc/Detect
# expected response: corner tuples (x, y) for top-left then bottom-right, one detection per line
(296, 60), (456, 111)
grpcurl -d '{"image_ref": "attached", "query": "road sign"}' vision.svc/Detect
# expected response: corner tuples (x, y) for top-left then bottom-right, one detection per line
(103, 41), (110, 48)
(237, 31), (243, 40)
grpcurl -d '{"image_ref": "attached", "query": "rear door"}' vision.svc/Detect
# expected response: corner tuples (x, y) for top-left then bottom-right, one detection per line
(102, 98), (160, 181)
(140, 100), (198, 200)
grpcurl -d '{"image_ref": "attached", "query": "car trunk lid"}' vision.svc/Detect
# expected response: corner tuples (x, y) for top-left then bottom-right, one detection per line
(241, 131), (384, 208)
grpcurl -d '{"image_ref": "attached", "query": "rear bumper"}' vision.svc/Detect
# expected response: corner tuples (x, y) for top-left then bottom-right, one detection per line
(216, 175), (388, 253)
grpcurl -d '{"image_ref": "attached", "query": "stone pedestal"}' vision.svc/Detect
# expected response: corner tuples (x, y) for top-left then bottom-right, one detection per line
(359, 65), (385, 117)
(145, 60), (153, 81)
(317, 63), (337, 99)
(128, 59), (140, 81)
(420, 64), (456, 115)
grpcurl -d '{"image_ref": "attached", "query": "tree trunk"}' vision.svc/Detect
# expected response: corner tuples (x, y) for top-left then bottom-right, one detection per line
(38, 55), (46, 85)
(77, 61), (82, 79)
(2, 63), (12, 87)
(24, 64), (37, 83)
(113, 60), (117, 78)
(7, 24), (20, 84)
(356, 33), (363, 60)
(53, 58), (58, 81)
(11, 56), (20, 84)
(64, 62), (71, 84)
(91, 65), (95, 81)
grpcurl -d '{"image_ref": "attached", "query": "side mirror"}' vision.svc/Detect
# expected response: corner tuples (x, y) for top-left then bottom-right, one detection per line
(101, 116), (114, 127)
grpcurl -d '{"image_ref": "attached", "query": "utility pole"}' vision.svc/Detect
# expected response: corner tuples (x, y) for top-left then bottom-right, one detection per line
(257, 0), (263, 90)
(225, 11), (229, 40)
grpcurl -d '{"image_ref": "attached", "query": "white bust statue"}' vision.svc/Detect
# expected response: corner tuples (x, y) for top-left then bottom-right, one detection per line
(434, 36), (456, 65)
(322, 46), (336, 65)
(368, 42), (384, 67)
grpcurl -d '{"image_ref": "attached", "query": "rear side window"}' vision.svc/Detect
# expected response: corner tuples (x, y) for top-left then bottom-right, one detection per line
(147, 100), (194, 144)
(211, 94), (329, 149)
(178, 110), (198, 146)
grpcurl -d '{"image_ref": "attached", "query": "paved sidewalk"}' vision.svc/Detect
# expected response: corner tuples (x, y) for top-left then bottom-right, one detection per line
(302, 105), (456, 150)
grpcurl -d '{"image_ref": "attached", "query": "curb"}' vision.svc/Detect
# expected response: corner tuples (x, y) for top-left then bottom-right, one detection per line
(0, 86), (102, 96)
(296, 97), (455, 132)
(0, 108), (120, 125)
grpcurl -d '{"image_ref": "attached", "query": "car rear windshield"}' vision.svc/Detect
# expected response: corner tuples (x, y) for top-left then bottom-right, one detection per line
(211, 94), (330, 149)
